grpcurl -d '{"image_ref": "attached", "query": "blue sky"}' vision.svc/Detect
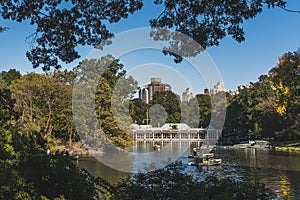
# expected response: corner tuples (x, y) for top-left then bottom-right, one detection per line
(0, 0), (300, 95)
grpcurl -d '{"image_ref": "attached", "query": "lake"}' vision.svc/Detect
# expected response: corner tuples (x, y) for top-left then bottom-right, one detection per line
(77, 142), (300, 199)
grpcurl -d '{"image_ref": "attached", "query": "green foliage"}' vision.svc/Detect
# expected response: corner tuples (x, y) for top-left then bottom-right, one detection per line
(0, 0), (291, 69)
(0, 0), (143, 70)
(224, 75), (282, 138)
(151, 91), (181, 124)
(222, 52), (299, 142)
(19, 153), (99, 200)
(269, 52), (300, 140)
(0, 128), (38, 200)
(0, 69), (21, 88)
(196, 94), (211, 128)
(0, 127), (112, 200)
(0, 69), (22, 128)
(75, 56), (138, 148)
(0, 88), (17, 128)
(10, 72), (77, 148)
(52, 70), (77, 147)
(150, 0), (287, 62)
(129, 98), (148, 125)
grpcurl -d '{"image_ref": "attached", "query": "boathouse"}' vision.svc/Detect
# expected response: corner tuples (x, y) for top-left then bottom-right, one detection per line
(130, 123), (221, 143)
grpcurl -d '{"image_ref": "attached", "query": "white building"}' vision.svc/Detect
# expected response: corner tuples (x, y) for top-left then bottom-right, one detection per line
(210, 82), (224, 95)
(182, 88), (193, 102)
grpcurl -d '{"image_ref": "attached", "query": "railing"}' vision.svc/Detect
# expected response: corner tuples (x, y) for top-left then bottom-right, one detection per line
(130, 129), (221, 142)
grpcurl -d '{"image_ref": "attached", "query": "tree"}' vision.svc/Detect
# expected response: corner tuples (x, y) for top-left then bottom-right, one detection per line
(150, 0), (288, 62)
(10, 73), (74, 148)
(180, 97), (201, 128)
(223, 75), (284, 139)
(129, 98), (148, 125)
(0, 69), (21, 88)
(74, 56), (138, 148)
(269, 51), (300, 115)
(0, 127), (112, 200)
(0, 88), (16, 128)
(51, 70), (77, 147)
(151, 91), (181, 124)
(0, 26), (7, 32)
(0, 128), (38, 200)
(196, 94), (211, 128)
(0, 69), (21, 128)
(268, 52), (300, 140)
(0, 0), (294, 69)
(0, 0), (143, 70)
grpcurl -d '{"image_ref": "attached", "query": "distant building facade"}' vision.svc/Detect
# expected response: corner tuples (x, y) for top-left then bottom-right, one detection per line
(209, 82), (224, 95)
(139, 78), (172, 103)
(182, 88), (193, 102)
(204, 88), (209, 95)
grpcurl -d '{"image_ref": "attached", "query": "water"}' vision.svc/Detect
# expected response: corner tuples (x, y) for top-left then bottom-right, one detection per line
(215, 147), (300, 199)
(77, 142), (300, 199)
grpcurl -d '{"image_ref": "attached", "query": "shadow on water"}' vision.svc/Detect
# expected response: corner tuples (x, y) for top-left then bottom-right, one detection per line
(76, 156), (130, 184)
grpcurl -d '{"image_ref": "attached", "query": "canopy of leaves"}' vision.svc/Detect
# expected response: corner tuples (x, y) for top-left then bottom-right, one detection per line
(151, 91), (181, 124)
(129, 98), (148, 125)
(269, 51), (300, 113)
(0, 69), (112, 199)
(0, 25), (7, 32)
(150, 0), (287, 62)
(268, 51), (300, 140)
(224, 75), (281, 138)
(0, 127), (111, 200)
(0, 0), (291, 69)
(0, 0), (143, 70)
(74, 56), (138, 148)
(196, 94), (211, 128)
(0, 69), (21, 128)
(222, 57), (300, 142)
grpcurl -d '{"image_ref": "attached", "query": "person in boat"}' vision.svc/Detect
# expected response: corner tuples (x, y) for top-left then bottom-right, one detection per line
(193, 148), (197, 156)
(204, 155), (210, 165)
(195, 156), (202, 165)
(153, 143), (160, 150)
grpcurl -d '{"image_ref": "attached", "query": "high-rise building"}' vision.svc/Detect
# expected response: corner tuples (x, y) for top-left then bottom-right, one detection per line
(182, 88), (193, 102)
(204, 88), (209, 95)
(210, 82), (224, 95)
(139, 78), (172, 103)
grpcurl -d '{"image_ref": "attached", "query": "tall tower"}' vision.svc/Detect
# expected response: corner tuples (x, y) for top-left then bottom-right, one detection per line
(139, 78), (172, 103)
(182, 88), (193, 102)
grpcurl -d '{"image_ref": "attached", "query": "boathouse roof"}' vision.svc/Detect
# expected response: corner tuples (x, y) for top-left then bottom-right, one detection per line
(130, 123), (219, 131)
(160, 123), (190, 130)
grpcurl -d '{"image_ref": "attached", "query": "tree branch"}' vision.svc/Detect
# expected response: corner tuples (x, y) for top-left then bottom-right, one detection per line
(279, 6), (300, 14)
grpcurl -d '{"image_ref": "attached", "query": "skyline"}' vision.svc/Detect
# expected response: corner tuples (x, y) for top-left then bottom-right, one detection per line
(0, 1), (300, 93)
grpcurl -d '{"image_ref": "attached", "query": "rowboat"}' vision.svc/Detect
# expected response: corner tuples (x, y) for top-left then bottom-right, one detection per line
(199, 158), (222, 166)
(188, 158), (222, 166)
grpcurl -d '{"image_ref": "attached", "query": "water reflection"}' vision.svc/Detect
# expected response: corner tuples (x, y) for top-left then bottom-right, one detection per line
(77, 143), (300, 198)
(214, 148), (300, 199)
(76, 156), (130, 184)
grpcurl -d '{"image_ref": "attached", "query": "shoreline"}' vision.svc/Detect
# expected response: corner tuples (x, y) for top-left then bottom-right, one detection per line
(217, 145), (300, 152)
(273, 146), (300, 152)
(55, 142), (300, 157)
(54, 142), (103, 156)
